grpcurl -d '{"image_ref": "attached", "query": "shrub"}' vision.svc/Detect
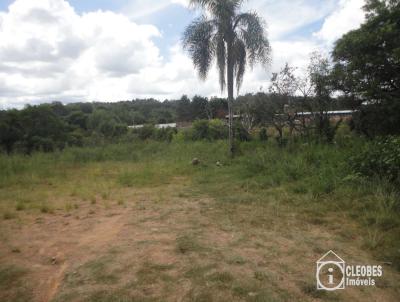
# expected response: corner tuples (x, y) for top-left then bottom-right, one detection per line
(191, 120), (210, 140)
(136, 125), (156, 140)
(208, 119), (228, 140)
(153, 128), (177, 142)
(350, 136), (400, 183)
(189, 119), (227, 141)
(235, 123), (251, 142)
(259, 128), (268, 141)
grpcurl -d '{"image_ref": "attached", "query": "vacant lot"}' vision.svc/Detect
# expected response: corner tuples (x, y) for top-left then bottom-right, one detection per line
(0, 141), (399, 301)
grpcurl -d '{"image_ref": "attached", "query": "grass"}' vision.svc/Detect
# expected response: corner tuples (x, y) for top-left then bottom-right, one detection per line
(176, 234), (207, 254)
(0, 265), (32, 301)
(0, 135), (400, 301)
(65, 256), (119, 286)
(0, 265), (27, 288)
(1, 139), (398, 268)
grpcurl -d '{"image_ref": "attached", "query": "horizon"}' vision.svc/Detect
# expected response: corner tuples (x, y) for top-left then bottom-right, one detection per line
(0, 0), (366, 109)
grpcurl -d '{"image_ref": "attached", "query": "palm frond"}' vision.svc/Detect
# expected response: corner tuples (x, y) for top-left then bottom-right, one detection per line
(232, 39), (246, 92)
(235, 12), (271, 67)
(182, 16), (216, 79)
(214, 33), (226, 92)
(190, 0), (245, 10)
(190, 0), (245, 20)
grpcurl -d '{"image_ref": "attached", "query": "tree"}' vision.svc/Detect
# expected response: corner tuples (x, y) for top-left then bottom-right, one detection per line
(19, 105), (68, 153)
(308, 52), (341, 143)
(67, 111), (88, 130)
(206, 97), (228, 119)
(236, 94), (257, 133)
(183, 0), (271, 156)
(176, 95), (192, 122)
(269, 63), (299, 136)
(332, 0), (400, 136)
(191, 95), (208, 120)
(0, 110), (22, 154)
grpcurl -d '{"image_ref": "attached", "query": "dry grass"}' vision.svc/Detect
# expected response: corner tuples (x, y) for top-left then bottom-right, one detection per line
(0, 141), (399, 301)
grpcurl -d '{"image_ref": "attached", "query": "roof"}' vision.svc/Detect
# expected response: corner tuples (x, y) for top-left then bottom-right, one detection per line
(128, 123), (177, 129)
(297, 110), (355, 116)
(156, 123), (176, 129)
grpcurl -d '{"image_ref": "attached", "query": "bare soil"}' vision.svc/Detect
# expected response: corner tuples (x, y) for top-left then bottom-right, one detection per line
(0, 182), (399, 302)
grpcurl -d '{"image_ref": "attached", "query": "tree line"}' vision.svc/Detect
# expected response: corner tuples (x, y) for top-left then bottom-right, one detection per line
(0, 96), (229, 154)
(0, 0), (399, 154)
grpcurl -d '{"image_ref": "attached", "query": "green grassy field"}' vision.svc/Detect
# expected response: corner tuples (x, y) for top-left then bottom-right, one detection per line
(0, 138), (399, 301)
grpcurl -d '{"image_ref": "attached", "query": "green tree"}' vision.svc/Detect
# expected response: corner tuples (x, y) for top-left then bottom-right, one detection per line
(183, 0), (271, 156)
(20, 105), (68, 153)
(332, 0), (400, 136)
(191, 95), (208, 120)
(67, 111), (88, 130)
(176, 95), (192, 122)
(0, 110), (22, 154)
(307, 53), (342, 143)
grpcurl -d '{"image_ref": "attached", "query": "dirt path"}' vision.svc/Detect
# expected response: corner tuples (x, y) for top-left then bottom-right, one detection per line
(0, 184), (399, 302)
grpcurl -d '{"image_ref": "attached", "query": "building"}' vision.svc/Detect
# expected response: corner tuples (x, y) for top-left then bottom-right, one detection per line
(128, 123), (177, 129)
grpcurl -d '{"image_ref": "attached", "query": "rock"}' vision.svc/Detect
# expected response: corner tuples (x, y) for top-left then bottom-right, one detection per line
(191, 158), (200, 166)
(51, 257), (57, 265)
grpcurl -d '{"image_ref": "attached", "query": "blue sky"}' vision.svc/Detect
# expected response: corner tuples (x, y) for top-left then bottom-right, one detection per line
(0, 0), (366, 108)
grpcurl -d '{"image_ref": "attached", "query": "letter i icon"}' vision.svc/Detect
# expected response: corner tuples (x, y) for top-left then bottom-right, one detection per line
(328, 268), (334, 284)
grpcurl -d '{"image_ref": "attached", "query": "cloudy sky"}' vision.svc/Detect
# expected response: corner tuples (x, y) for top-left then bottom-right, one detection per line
(0, 0), (366, 108)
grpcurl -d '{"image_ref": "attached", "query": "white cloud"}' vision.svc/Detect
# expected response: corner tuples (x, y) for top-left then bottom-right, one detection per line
(0, 0), (162, 107)
(0, 0), (368, 108)
(314, 0), (365, 46)
(243, 0), (337, 40)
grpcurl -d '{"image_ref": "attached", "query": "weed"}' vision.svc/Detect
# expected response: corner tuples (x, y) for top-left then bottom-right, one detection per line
(40, 203), (53, 214)
(15, 203), (25, 211)
(0, 265), (27, 288)
(208, 271), (234, 284)
(176, 235), (204, 254)
(3, 211), (16, 220)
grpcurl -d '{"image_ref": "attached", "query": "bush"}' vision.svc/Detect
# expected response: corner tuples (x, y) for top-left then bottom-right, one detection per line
(234, 123), (251, 142)
(350, 136), (400, 183)
(191, 120), (209, 140)
(153, 128), (177, 142)
(189, 119), (227, 141)
(136, 125), (156, 140)
(208, 119), (228, 140)
(259, 128), (268, 141)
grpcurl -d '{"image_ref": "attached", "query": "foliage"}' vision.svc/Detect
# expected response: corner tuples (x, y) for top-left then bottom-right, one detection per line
(131, 125), (177, 142)
(235, 123), (251, 142)
(189, 119), (228, 141)
(0, 96), (226, 154)
(332, 0), (400, 136)
(350, 136), (400, 183)
(183, 0), (271, 91)
(259, 128), (268, 141)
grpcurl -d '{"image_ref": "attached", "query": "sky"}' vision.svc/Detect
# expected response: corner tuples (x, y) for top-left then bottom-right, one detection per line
(0, 0), (366, 109)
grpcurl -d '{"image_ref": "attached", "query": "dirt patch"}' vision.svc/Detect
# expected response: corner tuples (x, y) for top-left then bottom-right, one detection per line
(0, 183), (399, 302)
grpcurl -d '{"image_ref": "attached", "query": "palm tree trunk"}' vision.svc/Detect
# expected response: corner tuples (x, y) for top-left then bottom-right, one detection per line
(227, 40), (234, 157)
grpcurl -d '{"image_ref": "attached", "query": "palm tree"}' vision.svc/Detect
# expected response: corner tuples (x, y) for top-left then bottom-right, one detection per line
(183, 0), (271, 156)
